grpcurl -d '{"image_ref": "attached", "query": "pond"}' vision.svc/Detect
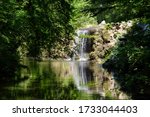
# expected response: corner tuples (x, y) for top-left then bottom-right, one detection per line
(0, 58), (129, 100)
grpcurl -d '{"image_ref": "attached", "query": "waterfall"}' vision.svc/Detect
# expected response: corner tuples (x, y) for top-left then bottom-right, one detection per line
(71, 29), (93, 93)
(75, 29), (89, 61)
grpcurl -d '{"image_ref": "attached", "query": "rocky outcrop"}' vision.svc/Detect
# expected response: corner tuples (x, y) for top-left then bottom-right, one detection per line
(87, 20), (133, 63)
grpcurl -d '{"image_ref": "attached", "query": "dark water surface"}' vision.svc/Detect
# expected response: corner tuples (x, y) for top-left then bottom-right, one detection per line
(0, 59), (129, 100)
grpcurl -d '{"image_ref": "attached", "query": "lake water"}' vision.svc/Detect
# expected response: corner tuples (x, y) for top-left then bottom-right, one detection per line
(0, 58), (129, 100)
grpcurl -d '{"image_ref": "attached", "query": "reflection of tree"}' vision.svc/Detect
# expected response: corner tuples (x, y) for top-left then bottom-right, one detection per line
(91, 64), (128, 99)
(0, 60), (92, 99)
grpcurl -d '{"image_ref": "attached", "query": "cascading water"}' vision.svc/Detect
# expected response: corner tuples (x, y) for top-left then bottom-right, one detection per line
(71, 29), (92, 93)
(75, 29), (89, 61)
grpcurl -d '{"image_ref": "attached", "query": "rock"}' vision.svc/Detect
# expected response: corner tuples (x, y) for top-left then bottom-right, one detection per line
(92, 21), (133, 61)
(100, 20), (106, 25)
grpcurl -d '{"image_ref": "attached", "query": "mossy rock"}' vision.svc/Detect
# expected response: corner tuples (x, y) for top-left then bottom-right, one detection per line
(102, 30), (111, 41)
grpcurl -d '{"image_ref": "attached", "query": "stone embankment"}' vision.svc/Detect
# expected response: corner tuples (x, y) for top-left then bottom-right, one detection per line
(84, 20), (134, 62)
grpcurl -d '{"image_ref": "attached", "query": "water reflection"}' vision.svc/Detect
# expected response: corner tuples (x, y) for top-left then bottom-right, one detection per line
(0, 59), (129, 100)
(71, 61), (128, 99)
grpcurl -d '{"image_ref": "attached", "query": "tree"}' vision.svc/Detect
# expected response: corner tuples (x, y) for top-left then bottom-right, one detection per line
(70, 0), (96, 29)
(0, 0), (21, 80)
(22, 0), (73, 57)
(88, 0), (150, 23)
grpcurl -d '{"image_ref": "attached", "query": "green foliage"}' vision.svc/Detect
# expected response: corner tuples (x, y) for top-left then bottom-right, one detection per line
(70, 0), (97, 29)
(104, 23), (150, 99)
(22, 0), (73, 57)
(89, 0), (150, 22)
(0, 0), (21, 80)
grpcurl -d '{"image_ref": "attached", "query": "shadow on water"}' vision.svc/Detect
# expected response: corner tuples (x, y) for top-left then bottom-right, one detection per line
(0, 58), (129, 100)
